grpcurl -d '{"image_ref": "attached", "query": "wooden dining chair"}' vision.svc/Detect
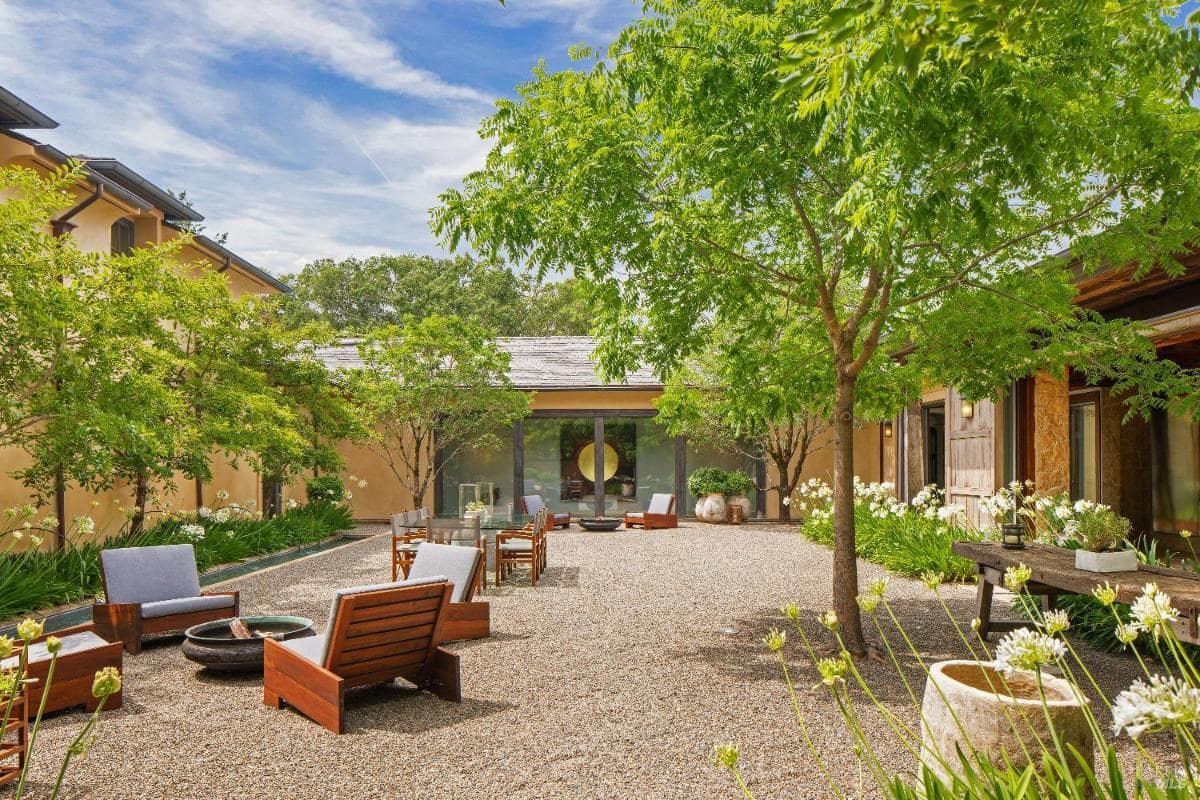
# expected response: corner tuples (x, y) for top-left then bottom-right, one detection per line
(390, 510), (427, 581)
(495, 509), (547, 586)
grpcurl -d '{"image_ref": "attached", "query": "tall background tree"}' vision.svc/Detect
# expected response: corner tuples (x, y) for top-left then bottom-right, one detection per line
(345, 315), (531, 506)
(434, 0), (1200, 654)
(277, 253), (596, 336)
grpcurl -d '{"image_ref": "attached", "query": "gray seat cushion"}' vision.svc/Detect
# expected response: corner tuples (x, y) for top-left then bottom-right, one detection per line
(312, 575), (449, 667)
(101, 544), (202, 604)
(626, 512), (644, 519)
(140, 594), (235, 619)
(521, 495), (545, 515)
(409, 543), (480, 603)
(1, 631), (112, 669)
(500, 540), (533, 552)
(647, 494), (674, 514)
(552, 512), (570, 522)
(279, 634), (325, 664)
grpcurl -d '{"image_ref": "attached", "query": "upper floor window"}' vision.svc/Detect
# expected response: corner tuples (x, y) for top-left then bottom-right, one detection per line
(110, 219), (135, 255)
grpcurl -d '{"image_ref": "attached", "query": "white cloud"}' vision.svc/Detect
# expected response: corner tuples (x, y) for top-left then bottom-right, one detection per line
(198, 0), (492, 105)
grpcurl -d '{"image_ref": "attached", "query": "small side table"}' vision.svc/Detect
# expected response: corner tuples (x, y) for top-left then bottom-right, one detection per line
(0, 683), (30, 787)
(728, 504), (746, 525)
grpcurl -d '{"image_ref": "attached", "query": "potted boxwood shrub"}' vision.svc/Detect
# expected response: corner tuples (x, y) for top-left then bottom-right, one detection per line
(688, 467), (729, 523)
(1066, 503), (1135, 572)
(724, 470), (755, 522)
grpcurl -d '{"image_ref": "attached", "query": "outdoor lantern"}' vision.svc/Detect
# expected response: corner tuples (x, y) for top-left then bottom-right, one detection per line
(1001, 522), (1025, 550)
(961, 399), (975, 419)
(882, 420), (893, 438)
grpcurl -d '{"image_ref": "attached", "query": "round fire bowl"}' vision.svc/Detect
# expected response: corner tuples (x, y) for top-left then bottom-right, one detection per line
(580, 517), (623, 531)
(182, 615), (315, 672)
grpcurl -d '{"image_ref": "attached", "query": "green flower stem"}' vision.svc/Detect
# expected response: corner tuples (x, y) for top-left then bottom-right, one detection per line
(829, 683), (890, 792)
(0, 647), (28, 754)
(49, 694), (109, 800)
(726, 764), (756, 800)
(14, 651), (57, 799)
(775, 651), (845, 800)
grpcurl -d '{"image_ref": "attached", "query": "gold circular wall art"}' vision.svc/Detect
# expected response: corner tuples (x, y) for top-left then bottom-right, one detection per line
(577, 442), (619, 482)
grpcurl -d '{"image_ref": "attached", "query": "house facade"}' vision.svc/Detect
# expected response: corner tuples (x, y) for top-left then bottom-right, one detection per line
(0, 87), (290, 542)
(316, 336), (887, 522)
(885, 252), (1200, 550)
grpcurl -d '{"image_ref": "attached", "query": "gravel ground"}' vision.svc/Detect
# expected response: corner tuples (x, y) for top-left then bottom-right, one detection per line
(16, 523), (1161, 799)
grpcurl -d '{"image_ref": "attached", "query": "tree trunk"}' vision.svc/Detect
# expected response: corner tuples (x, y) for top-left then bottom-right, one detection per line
(130, 472), (149, 537)
(262, 473), (283, 519)
(832, 372), (867, 655)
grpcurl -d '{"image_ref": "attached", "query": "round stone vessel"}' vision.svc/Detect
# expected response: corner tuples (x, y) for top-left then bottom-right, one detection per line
(919, 660), (1093, 784)
(182, 615), (314, 672)
(694, 493), (727, 523)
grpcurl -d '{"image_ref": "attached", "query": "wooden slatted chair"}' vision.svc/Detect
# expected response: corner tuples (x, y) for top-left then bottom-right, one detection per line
(624, 493), (678, 530)
(93, 544), (239, 654)
(495, 509), (547, 586)
(408, 543), (489, 641)
(263, 576), (461, 735)
(390, 510), (427, 580)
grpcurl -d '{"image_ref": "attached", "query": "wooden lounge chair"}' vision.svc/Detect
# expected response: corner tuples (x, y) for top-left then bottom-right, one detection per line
(520, 495), (571, 529)
(92, 544), (239, 654)
(1, 623), (123, 714)
(425, 517), (485, 590)
(495, 509), (547, 586)
(625, 493), (678, 530)
(408, 542), (489, 641)
(263, 576), (461, 734)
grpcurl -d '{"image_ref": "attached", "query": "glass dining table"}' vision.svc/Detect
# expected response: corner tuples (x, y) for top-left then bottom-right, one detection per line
(395, 513), (535, 573)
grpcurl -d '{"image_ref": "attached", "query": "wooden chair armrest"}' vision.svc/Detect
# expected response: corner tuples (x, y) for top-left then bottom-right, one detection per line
(28, 622), (98, 645)
(92, 602), (142, 652)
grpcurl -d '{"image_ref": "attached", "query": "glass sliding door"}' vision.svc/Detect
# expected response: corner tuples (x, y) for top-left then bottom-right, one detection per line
(1152, 411), (1200, 534)
(437, 429), (514, 516)
(600, 416), (676, 516)
(522, 417), (597, 516)
(1069, 391), (1100, 503)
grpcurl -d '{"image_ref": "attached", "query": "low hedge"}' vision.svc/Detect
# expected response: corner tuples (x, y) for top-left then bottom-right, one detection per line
(799, 505), (983, 582)
(0, 502), (353, 621)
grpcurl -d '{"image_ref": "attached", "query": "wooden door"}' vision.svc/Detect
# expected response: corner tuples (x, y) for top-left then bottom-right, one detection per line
(945, 388), (997, 527)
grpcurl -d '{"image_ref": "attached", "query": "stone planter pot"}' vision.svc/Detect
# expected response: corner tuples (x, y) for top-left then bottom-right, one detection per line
(920, 660), (1092, 785)
(1075, 548), (1137, 573)
(726, 494), (752, 523)
(694, 493), (727, 523)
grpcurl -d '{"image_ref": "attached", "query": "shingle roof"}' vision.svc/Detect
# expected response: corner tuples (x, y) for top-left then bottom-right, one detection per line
(314, 336), (663, 390)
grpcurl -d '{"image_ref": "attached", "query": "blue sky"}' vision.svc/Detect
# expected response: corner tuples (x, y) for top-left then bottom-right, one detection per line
(0, 0), (642, 277)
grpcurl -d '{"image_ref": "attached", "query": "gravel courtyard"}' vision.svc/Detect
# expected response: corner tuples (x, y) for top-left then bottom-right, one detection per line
(18, 524), (1154, 799)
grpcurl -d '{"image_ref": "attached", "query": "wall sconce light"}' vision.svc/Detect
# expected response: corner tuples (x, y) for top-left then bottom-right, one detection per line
(961, 399), (975, 419)
(882, 420), (893, 438)
(1001, 522), (1026, 550)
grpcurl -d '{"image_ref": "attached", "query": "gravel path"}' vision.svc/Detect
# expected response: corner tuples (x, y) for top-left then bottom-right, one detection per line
(17, 524), (1156, 799)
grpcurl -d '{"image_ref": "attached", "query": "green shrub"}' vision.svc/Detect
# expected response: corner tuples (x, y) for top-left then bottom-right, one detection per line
(799, 501), (982, 582)
(724, 470), (755, 495)
(0, 503), (353, 620)
(306, 475), (346, 504)
(687, 467), (730, 496)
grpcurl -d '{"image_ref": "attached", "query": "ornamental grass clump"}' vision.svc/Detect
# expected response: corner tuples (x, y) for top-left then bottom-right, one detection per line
(716, 566), (1200, 797)
(1, 617), (121, 799)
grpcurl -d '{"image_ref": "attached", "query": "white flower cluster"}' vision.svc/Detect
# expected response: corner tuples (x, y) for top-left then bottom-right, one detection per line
(910, 484), (944, 518)
(1112, 674), (1200, 739)
(1129, 583), (1179, 640)
(789, 478), (834, 520)
(179, 522), (205, 542)
(992, 627), (1066, 676)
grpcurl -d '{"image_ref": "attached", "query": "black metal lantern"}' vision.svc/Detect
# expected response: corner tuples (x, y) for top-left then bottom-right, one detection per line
(1001, 522), (1025, 550)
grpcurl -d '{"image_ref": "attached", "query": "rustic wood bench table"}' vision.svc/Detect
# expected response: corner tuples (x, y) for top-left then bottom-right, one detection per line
(951, 541), (1200, 644)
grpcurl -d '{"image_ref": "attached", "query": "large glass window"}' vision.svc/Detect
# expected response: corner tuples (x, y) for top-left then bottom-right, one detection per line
(1153, 411), (1199, 534)
(438, 431), (514, 516)
(1069, 394), (1100, 502)
(601, 417), (676, 515)
(522, 417), (596, 516)
(110, 219), (135, 255)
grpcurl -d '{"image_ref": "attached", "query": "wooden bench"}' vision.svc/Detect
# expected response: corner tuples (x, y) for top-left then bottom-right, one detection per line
(952, 541), (1200, 644)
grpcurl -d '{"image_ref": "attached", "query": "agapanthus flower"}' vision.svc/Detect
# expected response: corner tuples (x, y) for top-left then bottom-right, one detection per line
(1004, 564), (1033, 593)
(993, 628), (1066, 676)
(819, 610), (838, 631)
(856, 593), (880, 613)
(91, 666), (122, 699)
(921, 571), (944, 590)
(1041, 610), (1070, 635)
(763, 628), (786, 652)
(1112, 674), (1200, 739)
(817, 656), (849, 686)
(179, 523), (205, 542)
(1115, 624), (1140, 645)
(16, 618), (43, 642)
(1092, 582), (1118, 607)
(1130, 584), (1179, 639)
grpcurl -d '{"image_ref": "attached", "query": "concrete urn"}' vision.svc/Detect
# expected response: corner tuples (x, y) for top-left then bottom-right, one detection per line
(919, 660), (1093, 785)
(694, 493), (727, 523)
(726, 494), (753, 522)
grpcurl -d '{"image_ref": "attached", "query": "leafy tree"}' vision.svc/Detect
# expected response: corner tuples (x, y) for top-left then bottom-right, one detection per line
(276, 254), (594, 336)
(656, 325), (829, 522)
(433, 0), (1200, 653)
(345, 315), (531, 506)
